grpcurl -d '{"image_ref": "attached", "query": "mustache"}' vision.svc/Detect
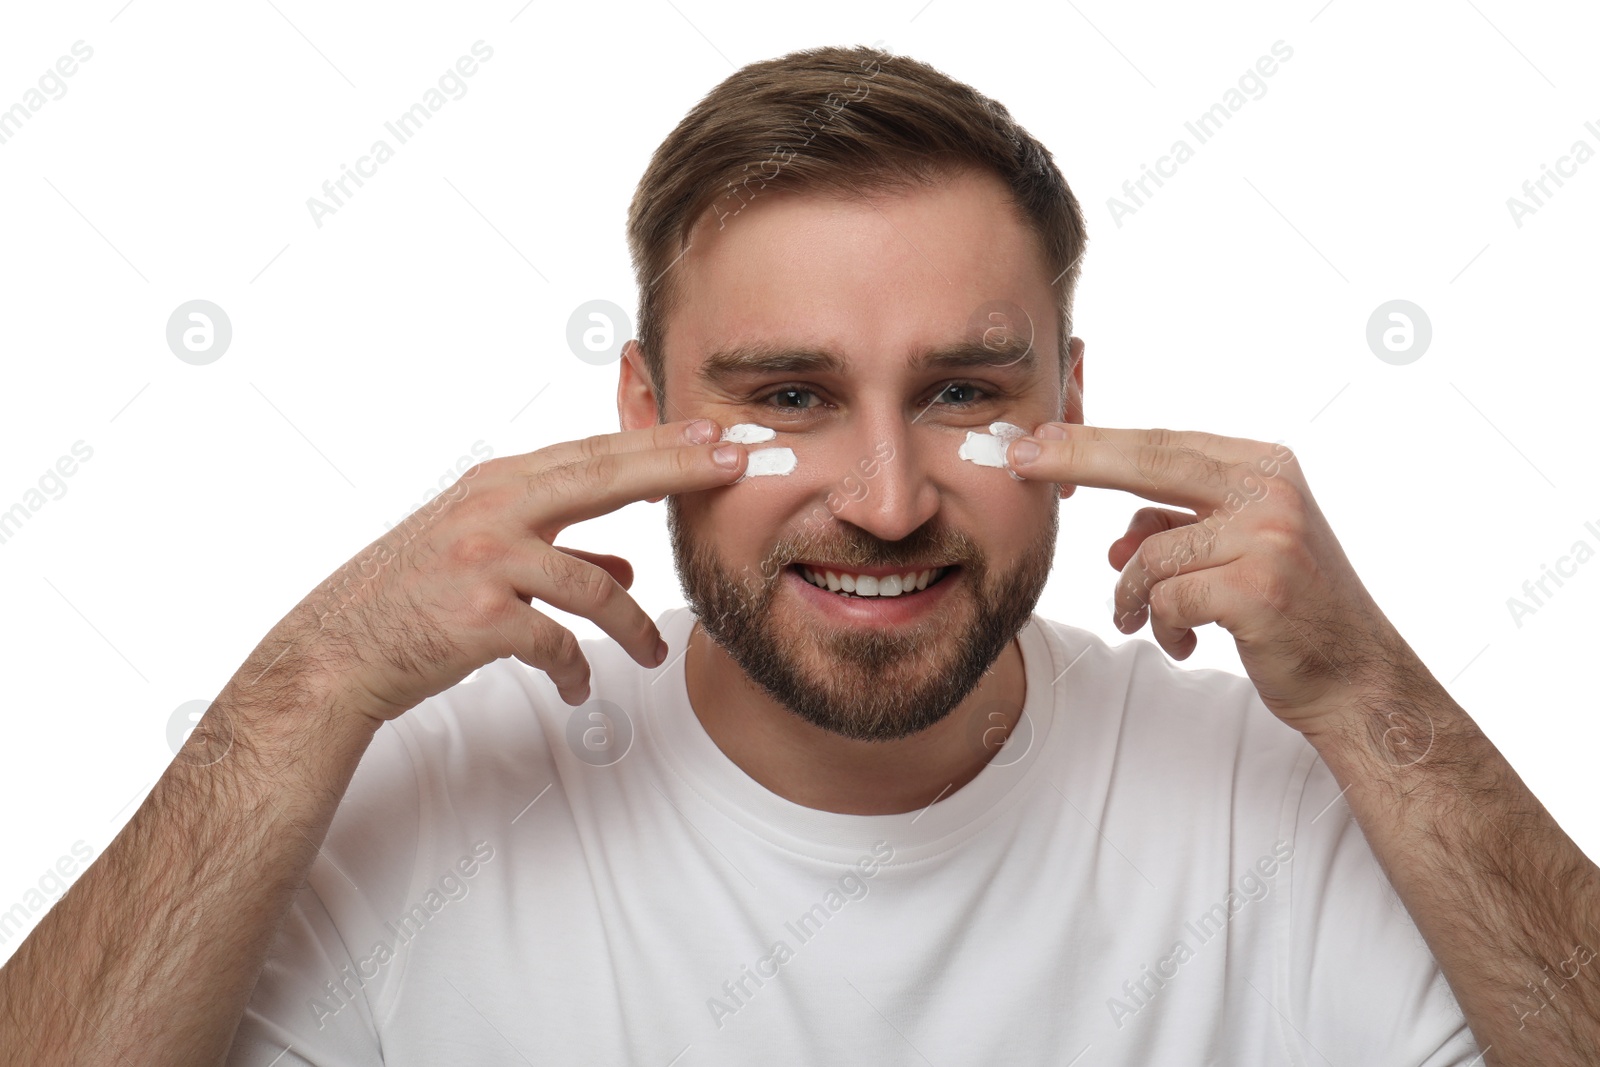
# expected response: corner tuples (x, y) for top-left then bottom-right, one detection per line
(767, 520), (983, 572)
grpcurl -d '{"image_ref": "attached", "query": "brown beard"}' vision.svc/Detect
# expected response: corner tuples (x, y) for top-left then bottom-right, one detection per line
(668, 500), (1058, 742)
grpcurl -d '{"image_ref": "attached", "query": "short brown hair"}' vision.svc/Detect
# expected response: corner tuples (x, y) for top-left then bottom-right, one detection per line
(626, 44), (1088, 408)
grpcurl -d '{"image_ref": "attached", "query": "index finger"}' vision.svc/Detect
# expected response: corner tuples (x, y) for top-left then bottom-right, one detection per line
(535, 417), (724, 465)
(532, 437), (750, 531)
(1005, 424), (1273, 508)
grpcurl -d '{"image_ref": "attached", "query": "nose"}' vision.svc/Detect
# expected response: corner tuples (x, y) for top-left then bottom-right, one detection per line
(822, 410), (939, 543)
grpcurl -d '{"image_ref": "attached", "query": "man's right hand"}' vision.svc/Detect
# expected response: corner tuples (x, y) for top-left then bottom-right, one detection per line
(257, 418), (747, 723)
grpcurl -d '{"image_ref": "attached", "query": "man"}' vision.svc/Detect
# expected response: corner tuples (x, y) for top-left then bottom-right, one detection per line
(2, 43), (1596, 1065)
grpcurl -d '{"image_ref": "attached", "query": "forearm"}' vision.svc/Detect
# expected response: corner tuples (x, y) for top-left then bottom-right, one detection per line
(1309, 669), (1600, 1065)
(0, 661), (380, 1066)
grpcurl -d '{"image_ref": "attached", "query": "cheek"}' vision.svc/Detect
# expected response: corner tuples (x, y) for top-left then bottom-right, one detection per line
(930, 444), (1057, 549)
(966, 484), (1054, 549)
(684, 461), (828, 564)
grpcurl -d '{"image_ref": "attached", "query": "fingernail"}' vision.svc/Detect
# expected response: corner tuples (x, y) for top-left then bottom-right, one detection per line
(1036, 423), (1069, 440)
(712, 443), (742, 468)
(686, 419), (718, 444)
(1010, 440), (1041, 465)
(655, 639), (669, 666)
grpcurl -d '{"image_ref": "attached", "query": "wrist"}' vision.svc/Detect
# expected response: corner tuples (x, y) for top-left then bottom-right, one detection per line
(206, 658), (383, 786)
(1302, 675), (1464, 781)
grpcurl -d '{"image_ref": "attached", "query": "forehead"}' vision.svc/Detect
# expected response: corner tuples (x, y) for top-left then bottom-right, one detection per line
(663, 167), (1058, 372)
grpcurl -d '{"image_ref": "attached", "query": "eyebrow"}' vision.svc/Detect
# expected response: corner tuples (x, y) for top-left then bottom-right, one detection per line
(698, 336), (1038, 384)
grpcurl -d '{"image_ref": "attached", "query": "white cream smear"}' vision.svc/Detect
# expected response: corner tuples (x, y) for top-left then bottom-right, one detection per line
(958, 421), (1028, 471)
(721, 423), (796, 478)
(745, 448), (797, 476)
(721, 423), (776, 444)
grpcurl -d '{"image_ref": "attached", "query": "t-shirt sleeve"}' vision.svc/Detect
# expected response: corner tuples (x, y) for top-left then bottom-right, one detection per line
(1280, 751), (1484, 1065)
(225, 716), (424, 1066)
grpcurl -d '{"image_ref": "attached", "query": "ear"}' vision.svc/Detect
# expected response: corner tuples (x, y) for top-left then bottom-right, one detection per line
(617, 339), (659, 432)
(1058, 335), (1085, 500)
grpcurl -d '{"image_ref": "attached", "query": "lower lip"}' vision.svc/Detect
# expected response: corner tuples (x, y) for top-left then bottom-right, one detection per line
(785, 566), (960, 626)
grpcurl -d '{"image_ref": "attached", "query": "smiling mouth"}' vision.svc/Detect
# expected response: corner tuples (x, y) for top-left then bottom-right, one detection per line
(793, 564), (955, 598)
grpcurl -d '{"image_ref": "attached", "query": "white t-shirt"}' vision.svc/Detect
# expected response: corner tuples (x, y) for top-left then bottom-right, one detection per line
(226, 607), (1480, 1065)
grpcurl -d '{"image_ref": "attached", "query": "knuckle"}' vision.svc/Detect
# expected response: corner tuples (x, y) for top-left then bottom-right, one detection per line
(587, 451), (620, 487)
(525, 620), (567, 665)
(465, 581), (506, 622)
(1058, 440), (1089, 471)
(584, 571), (618, 609)
(1178, 446), (1231, 488)
(1256, 524), (1297, 556)
(538, 552), (612, 608)
(1167, 533), (1198, 568)
(539, 549), (582, 588)
(530, 461), (582, 508)
(1136, 444), (1175, 482)
(541, 453), (612, 496)
(555, 627), (583, 666)
(1189, 521), (1221, 558)
(1170, 576), (1207, 620)
(1132, 537), (1159, 570)
(1258, 505), (1306, 549)
(533, 625), (584, 675)
(1135, 536), (1177, 580)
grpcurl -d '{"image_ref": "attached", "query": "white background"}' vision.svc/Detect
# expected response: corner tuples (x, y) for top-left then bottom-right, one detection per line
(2, 0), (1597, 959)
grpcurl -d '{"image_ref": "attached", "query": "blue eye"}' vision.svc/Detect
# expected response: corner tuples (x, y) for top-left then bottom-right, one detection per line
(935, 382), (986, 406)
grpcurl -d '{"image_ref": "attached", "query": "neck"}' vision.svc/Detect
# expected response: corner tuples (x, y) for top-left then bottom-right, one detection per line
(682, 622), (1027, 816)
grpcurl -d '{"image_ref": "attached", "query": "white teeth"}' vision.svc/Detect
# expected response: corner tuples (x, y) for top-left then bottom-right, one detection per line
(800, 566), (949, 597)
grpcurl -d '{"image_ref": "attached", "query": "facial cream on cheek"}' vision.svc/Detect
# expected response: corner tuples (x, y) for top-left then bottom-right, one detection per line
(721, 423), (797, 478)
(958, 421), (1028, 479)
(721, 424), (776, 444)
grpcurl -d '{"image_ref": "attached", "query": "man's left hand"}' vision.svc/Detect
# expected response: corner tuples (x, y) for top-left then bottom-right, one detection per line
(1007, 423), (1422, 738)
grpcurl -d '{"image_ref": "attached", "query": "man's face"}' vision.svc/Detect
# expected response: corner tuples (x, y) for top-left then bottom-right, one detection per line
(636, 167), (1079, 743)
